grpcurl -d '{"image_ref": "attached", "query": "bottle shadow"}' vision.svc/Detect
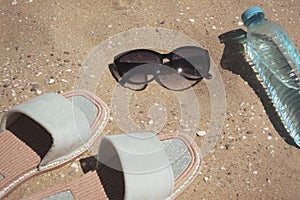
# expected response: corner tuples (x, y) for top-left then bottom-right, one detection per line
(218, 28), (298, 148)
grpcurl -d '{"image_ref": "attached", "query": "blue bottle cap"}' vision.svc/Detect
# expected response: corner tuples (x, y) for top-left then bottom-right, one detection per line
(242, 6), (264, 26)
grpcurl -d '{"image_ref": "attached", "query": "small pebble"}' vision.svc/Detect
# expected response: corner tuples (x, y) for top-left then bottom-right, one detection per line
(71, 163), (79, 170)
(63, 51), (70, 55)
(64, 59), (70, 63)
(196, 130), (206, 137)
(3, 83), (9, 88)
(68, 171), (75, 176)
(36, 90), (42, 95)
(49, 79), (55, 84)
(30, 83), (39, 91)
(203, 177), (209, 182)
(189, 18), (195, 23)
(30, 87), (36, 91)
(35, 72), (42, 76)
(238, 21), (243, 26)
(267, 135), (272, 140)
(225, 144), (230, 150)
(11, 90), (16, 97)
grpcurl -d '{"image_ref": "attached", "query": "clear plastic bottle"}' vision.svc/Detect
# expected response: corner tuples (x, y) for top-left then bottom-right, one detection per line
(242, 6), (300, 147)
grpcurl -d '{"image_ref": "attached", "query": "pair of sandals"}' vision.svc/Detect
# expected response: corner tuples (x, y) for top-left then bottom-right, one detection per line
(0, 90), (201, 200)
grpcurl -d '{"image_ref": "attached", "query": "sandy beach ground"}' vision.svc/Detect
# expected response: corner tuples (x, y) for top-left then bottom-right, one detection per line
(1, 0), (299, 199)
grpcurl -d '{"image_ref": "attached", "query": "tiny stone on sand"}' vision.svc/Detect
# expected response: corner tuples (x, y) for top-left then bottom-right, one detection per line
(196, 130), (206, 137)
(71, 163), (79, 172)
(203, 177), (209, 182)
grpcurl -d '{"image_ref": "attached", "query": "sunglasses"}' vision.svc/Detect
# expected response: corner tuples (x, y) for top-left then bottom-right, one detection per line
(109, 46), (211, 91)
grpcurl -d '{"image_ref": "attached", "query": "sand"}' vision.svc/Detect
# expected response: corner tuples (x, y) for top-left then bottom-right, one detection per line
(0, 0), (299, 199)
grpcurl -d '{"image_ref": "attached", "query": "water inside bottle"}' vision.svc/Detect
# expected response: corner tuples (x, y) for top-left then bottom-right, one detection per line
(248, 32), (300, 90)
(246, 30), (300, 145)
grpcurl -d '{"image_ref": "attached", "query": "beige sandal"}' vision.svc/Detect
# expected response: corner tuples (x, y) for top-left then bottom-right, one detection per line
(23, 132), (201, 200)
(0, 90), (109, 199)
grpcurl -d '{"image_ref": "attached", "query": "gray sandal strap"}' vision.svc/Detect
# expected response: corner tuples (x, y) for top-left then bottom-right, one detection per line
(98, 132), (174, 200)
(0, 93), (90, 167)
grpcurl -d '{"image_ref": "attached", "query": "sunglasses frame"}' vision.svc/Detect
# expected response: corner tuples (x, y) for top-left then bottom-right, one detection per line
(109, 46), (210, 91)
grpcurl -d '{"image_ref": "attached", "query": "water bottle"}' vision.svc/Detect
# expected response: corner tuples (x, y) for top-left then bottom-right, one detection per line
(242, 6), (300, 147)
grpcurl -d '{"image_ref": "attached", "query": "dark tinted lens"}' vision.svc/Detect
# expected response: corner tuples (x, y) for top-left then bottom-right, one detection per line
(157, 65), (198, 91)
(119, 63), (158, 84)
(121, 71), (148, 84)
(109, 64), (147, 91)
(118, 50), (161, 63)
(115, 50), (161, 75)
(171, 46), (210, 79)
(117, 63), (159, 91)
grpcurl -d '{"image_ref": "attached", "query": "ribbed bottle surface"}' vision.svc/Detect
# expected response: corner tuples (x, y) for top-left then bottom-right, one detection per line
(246, 19), (300, 146)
